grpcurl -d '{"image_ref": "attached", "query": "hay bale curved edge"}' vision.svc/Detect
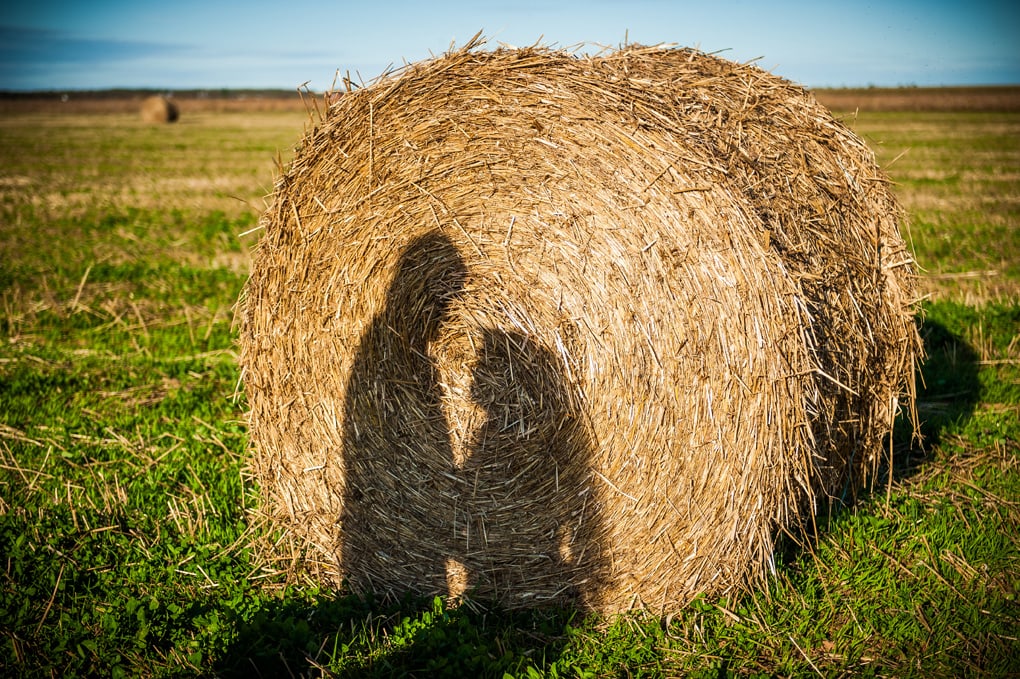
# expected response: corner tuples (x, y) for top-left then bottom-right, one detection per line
(238, 40), (921, 615)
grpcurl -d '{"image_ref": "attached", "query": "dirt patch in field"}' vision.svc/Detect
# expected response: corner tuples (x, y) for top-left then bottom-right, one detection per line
(0, 91), (309, 116)
(4, 86), (1018, 116)
(815, 86), (1020, 113)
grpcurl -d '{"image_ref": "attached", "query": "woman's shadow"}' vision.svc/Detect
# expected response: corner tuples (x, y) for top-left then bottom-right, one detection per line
(453, 327), (608, 610)
(340, 231), (607, 611)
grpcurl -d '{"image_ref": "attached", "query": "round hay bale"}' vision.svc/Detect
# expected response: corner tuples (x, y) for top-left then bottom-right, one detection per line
(238, 41), (921, 615)
(140, 95), (178, 123)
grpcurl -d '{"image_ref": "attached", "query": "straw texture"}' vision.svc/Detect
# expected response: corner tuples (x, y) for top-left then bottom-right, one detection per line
(238, 40), (920, 615)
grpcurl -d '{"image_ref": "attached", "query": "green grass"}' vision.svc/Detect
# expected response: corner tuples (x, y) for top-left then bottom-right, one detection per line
(1, 105), (1018, 677)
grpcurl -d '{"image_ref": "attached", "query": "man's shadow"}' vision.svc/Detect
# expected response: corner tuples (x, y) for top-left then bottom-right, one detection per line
(340, 231), (468, 597)
(340, 231), (607, 611)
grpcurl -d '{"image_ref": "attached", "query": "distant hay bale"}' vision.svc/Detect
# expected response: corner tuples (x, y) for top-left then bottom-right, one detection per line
(140, 95), (178, 123)
(238, 40), (921, 615)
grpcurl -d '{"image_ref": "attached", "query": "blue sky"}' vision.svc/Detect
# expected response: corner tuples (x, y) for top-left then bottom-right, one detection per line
(2, 1), (1018, 91)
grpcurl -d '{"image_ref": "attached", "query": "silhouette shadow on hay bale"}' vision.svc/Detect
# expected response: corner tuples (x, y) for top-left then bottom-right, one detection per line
(340, 232), (608, 609)
(239, 37), (922, 615)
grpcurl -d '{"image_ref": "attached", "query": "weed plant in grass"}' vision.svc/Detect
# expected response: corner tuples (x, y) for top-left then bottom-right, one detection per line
(1, 101), (1018, 677)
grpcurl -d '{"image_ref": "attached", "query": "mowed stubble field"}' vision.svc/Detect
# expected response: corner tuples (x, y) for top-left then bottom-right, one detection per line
(1, 86), (1018, 677)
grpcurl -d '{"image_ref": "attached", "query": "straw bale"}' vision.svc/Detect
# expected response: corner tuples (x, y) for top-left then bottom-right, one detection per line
(140, 95), (179, 123)
(238, 39), (921, 615)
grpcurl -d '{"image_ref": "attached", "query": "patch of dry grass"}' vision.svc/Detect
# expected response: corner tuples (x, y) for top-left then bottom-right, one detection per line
(0, 112), (305, 218)
(840, 111), (1020, 304)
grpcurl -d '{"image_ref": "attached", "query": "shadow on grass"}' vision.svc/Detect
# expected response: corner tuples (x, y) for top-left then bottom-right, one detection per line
(890, 314), (981, 478)
(775, 314), (981, 561)
(214, 590), (582, 678)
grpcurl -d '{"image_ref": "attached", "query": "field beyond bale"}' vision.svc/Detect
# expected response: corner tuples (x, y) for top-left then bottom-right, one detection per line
(1, 87), (1019, 677)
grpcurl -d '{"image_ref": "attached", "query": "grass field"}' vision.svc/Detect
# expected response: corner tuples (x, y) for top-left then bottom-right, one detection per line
(1, 89), (1018, 677)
